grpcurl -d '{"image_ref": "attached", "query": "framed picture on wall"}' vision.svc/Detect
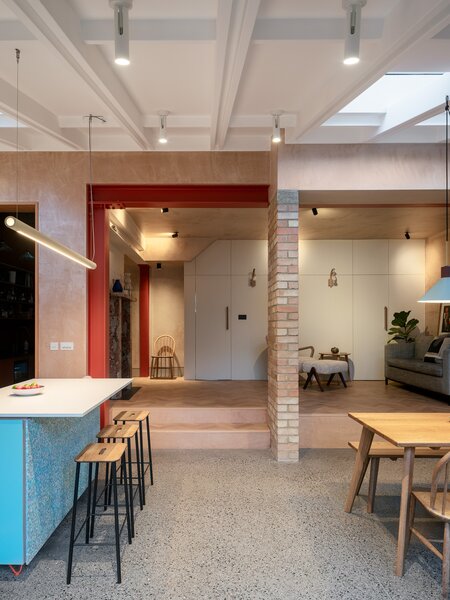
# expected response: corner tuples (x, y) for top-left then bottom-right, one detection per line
(439, 304), (450, 335)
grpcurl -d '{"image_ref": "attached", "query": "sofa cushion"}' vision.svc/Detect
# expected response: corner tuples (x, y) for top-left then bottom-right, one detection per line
(387, 357), (443, 377)
(424, 335), (450, 363)
(414, 334), (434, 360)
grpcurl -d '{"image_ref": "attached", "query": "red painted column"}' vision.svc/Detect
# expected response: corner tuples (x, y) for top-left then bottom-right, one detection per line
(88, 204), (110, 426)
(138, 264), (150, 377)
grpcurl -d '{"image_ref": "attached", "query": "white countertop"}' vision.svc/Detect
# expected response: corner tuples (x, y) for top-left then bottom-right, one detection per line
(0, 378), (132, 418)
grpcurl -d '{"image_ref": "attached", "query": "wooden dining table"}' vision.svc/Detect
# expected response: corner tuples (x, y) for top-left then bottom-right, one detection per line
(344, 412), (450, 576)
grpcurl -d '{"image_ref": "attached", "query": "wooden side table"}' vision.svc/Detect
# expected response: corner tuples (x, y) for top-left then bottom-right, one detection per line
(319, 352), (350, 363)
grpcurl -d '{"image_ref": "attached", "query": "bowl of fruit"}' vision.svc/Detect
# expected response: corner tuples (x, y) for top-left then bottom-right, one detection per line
(12, 382), (45, 396)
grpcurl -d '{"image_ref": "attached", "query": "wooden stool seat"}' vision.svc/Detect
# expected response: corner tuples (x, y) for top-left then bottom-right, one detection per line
(114, 410), (148, 422)
(97, 423), (139, 440)
(349, 440), (447, 513)
(76, 442), (127, 463)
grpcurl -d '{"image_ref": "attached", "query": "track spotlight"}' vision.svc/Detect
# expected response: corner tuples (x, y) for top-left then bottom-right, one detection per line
(161, 208), (169, 214)
(343, 1), (366, 65)
(271, 113), (281, 144)
(156, 262), (162, 269)
(405, 231), (411, 240)
(312, 208), (318, 216)
(109, 0), (132, 66)
(172, 231), (179, 238)
(158, 112), (168, 144)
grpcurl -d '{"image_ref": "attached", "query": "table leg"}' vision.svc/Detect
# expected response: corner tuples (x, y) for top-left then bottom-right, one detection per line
(395, 446), (415, 577)
(344, 426), (374, 513)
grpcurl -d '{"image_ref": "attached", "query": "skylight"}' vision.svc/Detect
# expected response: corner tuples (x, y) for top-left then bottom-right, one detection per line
(339, 72), (445, 114)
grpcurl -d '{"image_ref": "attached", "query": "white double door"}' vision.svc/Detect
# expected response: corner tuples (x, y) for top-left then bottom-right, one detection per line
(185, 240), (268, 380)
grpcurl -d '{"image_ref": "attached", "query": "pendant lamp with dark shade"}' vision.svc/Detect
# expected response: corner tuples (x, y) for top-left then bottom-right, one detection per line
(418, 96), (450, 303)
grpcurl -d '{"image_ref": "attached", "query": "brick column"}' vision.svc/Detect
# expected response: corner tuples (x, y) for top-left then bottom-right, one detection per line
(267, 189), (299, 462)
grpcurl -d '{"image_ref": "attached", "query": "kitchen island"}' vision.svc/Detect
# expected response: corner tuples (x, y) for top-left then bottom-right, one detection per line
(0, 378), (131, 566)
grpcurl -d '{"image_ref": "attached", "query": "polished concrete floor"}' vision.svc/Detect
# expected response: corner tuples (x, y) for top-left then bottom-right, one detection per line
(0, 449), (443, 600)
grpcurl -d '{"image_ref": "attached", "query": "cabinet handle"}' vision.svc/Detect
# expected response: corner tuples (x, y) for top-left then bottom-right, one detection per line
(384, 306), (388, 331)
(226, 306), (229, 330)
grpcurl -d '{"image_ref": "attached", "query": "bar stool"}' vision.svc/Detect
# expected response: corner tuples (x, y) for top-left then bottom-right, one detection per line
(114, 410), (154, 505)
(97, 422), (144, 534)
(67, 442), (131, 585)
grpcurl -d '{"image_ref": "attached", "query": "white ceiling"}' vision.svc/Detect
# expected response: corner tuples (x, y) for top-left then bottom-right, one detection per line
(0, 0), (449, 151)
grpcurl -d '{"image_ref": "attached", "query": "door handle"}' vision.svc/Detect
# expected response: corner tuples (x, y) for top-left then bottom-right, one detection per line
(226, 306), (229, 330)
(384, 306), (388, 331)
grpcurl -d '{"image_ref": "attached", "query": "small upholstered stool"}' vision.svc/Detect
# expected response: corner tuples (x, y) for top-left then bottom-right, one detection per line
(97, 422), (143, 534)
(67, 442), (132, 584)
(302, 360), (348, 392)
(114, 411), (154, 505)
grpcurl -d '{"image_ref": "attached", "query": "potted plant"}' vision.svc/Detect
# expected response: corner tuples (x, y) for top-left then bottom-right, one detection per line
(387, 310), (419, 344)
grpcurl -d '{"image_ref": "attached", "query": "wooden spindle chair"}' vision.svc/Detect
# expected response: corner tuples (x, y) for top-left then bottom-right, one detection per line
(150, 335), (176, 379)
(409, 450), (450, 599)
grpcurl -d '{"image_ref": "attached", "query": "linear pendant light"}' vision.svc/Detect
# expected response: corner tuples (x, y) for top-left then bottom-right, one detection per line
(418, 96), (450, 303)
(5, 49), (97, 270)
(4, 217), (97, 269)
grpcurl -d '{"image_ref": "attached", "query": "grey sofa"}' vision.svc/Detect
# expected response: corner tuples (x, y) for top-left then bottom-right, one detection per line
(385, 334), (450, 398)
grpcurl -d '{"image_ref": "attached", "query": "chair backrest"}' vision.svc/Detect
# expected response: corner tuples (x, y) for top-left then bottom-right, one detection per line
(153, 335), (175, 357)
(299, 346), (315, 358)
(430, 450), (450, 514)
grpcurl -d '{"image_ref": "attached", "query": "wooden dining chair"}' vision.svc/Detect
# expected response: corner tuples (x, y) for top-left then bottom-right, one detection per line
(150, 335), (176, 379)
(409, 450), (450, 599)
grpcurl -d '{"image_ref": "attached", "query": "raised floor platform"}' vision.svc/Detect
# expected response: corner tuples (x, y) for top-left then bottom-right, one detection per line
(111, 379), (269, 450)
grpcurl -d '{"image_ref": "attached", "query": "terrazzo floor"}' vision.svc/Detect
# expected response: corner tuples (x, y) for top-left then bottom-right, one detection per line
(0, 449), (444, 600)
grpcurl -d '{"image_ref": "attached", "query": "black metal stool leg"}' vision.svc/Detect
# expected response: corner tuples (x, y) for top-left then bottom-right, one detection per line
(111, 462), (122, 584)
(90, 462), (99, 538)
(107, 438), (116, 506)
(121, 455), (132, 545)
(67, 462), (81, 585)
(85, 463), (93, 544)
(145, 415), (154, 485)
(126, 438), (135, 537)
(134, 431), (144, 510)
(138, 422), (146, 504)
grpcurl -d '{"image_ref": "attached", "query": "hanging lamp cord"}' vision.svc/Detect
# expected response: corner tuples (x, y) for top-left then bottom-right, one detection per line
(15, 48), (20, 219)
(446, 96), (449, 263)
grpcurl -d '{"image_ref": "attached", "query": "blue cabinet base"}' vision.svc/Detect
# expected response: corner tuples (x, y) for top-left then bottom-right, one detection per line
(0, 409), (99, 565)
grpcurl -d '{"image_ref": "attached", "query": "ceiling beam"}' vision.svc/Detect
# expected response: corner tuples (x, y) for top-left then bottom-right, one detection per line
(370, 73), (450, 141)
(210, 0), (261, 150)
(0, 77), (85, 149)
(4, 0), (150, 150)
(288, 0), (450, 143)
(3, 15), (386, 43)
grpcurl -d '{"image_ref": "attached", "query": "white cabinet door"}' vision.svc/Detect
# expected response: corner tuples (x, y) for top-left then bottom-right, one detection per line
(195, 276), (231, 380)
(388, 274), (425, 330)
(299, 274), (353, 357)
(231, 275), (268, 380)
(353, 275), (389, 380)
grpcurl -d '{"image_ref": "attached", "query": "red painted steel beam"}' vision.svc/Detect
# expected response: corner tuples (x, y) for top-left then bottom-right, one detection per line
(138, 265), (150, 377)
(87, 204), (110, 427)
(91, 184), (269, 208)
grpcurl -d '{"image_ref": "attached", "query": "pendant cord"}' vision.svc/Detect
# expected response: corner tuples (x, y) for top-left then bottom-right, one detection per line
(15, 48), (20, 220)
(446, 96), (449, 263)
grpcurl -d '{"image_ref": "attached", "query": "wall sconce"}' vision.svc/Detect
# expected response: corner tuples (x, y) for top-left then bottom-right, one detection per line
(249, 268), (256, 287)
(328, 268), (338, 288)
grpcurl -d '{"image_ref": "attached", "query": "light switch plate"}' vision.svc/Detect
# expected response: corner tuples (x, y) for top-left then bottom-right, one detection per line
(50, 342), (59, 351)
(60, 341), (74, 351)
